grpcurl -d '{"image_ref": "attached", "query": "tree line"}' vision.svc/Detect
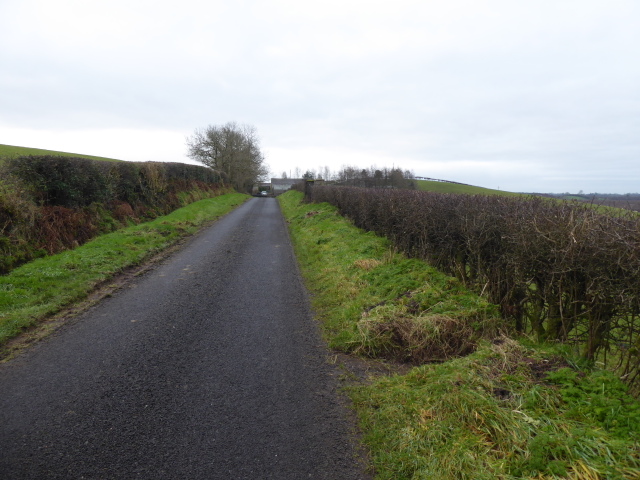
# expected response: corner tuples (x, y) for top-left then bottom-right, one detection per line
(286, 165), (416, 190)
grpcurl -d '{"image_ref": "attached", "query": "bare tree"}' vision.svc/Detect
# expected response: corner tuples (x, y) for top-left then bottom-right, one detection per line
(186, 122), (268, 192)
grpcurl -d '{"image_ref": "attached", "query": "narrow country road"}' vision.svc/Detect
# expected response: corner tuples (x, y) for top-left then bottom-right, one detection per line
(0, 197), (370, 479)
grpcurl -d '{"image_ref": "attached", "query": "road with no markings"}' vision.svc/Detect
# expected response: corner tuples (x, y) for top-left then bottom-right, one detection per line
(0, 197), (370, 479)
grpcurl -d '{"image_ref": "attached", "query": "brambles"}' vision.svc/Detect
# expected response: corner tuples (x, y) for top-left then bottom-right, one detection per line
(307, 185), (640, 390)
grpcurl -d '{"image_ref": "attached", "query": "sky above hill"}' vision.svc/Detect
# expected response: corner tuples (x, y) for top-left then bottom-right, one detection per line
(1, 0), (638, 193)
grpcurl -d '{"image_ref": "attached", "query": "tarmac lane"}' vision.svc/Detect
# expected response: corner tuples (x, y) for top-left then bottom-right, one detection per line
(0, 197), (370, 479)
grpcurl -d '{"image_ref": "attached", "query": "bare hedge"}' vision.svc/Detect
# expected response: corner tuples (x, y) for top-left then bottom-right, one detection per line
(308, 185), (640, 387)
(4, 155), (223, 208)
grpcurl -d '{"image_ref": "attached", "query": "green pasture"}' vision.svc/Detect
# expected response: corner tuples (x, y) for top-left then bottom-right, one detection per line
(0, 143), (123, 163)
(415, 179), (524, 196)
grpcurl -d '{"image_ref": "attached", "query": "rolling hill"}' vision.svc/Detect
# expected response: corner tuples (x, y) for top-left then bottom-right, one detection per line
(415, 179), (523, 196)
(0, 143), (123, 163)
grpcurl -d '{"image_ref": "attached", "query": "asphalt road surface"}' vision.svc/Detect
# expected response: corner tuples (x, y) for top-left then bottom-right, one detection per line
(0, 197), (370, 479)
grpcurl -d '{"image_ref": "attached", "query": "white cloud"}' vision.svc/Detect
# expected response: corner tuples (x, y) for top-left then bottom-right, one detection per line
(0, 126), (192, 163)
(1, 0), (638, 193)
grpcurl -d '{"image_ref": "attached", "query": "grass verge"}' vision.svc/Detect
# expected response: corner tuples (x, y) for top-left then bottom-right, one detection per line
(0, 192), (248, 346)
(278, 190), (640, 480)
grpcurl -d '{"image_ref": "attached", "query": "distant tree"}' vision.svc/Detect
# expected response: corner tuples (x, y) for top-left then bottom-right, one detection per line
(389, 168), (405, 188)
(302, 170), (314, 180)
(281, 171), (288, 179)
(373, 169), (384, 188)
(360, 169), (370, 187)
(333, 165), (416, 189)
(186, 122), (268, 192)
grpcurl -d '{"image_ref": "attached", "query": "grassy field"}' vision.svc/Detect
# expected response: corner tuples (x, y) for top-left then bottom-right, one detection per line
(416, 179), (524, 196)
(415, 180), (635, 218)
(0, 143), (123, 162)
(279, 190), (640, 480)
(0, 193), (248, 350)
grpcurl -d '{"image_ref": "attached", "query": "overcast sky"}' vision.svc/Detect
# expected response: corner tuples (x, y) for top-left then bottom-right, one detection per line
(1, 0), (638, 193)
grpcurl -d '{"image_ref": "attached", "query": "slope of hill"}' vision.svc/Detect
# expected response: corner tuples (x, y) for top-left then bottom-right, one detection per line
(416, 179), (523, 196)
(0, 143), (123, 163)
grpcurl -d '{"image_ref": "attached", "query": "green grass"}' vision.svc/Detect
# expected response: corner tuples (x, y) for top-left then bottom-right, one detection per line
(416, 180), (524, 196)
(279, 190), (640, 480)
(349, 344), (640, 479)
(0, 193), (248, 345)
(416, 179), (635, 218)
(0, 143), (123, 162)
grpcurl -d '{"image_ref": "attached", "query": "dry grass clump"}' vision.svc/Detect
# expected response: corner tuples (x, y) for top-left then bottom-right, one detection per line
(486, 336), (572, 386)
(350, 270), (500, 364)
(355, 306), (480, 363)
(352, 258), (382, 270)
(486, 335), (530, 375)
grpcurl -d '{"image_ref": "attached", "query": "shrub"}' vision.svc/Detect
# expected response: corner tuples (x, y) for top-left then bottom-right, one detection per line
(0, 156), (227, 274)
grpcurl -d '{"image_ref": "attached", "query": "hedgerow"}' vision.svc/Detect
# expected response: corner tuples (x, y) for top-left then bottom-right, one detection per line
(0, 156), (227, 274)
(307, 185), (640, 391)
